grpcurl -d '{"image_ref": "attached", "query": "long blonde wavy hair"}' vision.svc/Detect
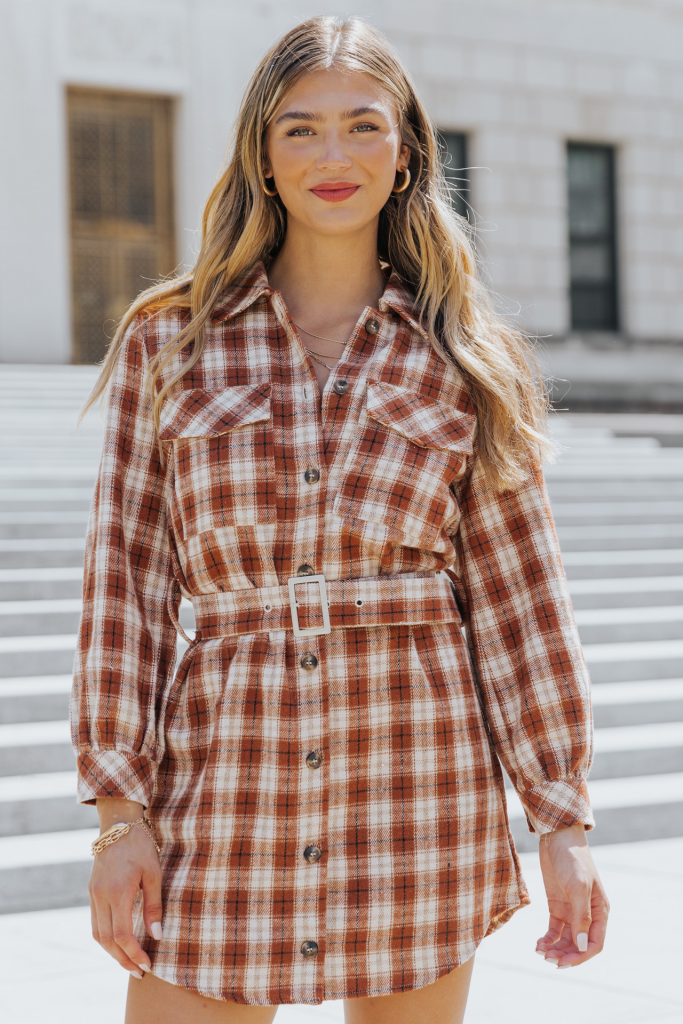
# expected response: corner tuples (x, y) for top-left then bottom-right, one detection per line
(84, 15), (554, 490)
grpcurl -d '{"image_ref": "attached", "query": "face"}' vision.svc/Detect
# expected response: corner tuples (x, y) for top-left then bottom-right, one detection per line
(264, 68), (411, 237)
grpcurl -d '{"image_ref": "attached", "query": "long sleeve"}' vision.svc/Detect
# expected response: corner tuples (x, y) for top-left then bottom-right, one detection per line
(71, 316), (178, 806)
(453, 456), (594, 835)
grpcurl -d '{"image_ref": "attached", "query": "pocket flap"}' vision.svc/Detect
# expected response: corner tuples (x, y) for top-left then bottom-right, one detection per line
(366, 380), (475, 454)
(159, 383), (271, 440)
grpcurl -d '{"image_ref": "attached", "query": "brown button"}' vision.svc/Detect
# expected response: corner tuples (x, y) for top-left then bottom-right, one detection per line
(304, 467), (320, 484)
(332, 379), (349, 395)
(301, 940), (319, 957)
(303, 844), (322, 864)
(297, 564), (315, 577)
(306, 750), (323, 769)
(300, 652), (318, 671)
(365, 317), (380, 334)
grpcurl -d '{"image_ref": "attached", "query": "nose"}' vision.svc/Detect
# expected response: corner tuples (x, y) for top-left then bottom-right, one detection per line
(316, 130), (352, 171)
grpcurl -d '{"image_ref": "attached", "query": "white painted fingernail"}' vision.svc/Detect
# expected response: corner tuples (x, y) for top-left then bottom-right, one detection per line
(138, 963), (150, 973)
(151, 922), (163, 941)
(546, 957), (559, 965)
(557, 964), (572, 969)
(535, 949), (547, 956)
(577, 932), (588, 952)
(130, 971), (143, 980)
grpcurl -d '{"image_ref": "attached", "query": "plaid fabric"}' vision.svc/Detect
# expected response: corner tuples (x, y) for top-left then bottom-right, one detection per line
(72, 263), (593, 1005)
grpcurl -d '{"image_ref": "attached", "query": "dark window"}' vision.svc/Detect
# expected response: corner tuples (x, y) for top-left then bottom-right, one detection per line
(439, 131), (469, 218)
(567, 143), (618, 331)
(68, 89), (175, 364)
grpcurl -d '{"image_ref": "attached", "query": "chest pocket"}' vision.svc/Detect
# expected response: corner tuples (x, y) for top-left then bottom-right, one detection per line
(159, 383), (275, 537)
(332, 380), (475, 550)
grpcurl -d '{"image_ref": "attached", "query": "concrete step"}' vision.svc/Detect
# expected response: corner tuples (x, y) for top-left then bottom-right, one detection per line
(0, 537), (85, 569)
(568, 575), (683, 609)
(0, 828), (95, 914)
(0, 635), (78, 678)
(0, 515), (90, 540)
(0, 466), (97, 481)
(0, 601), (82, 637)
(552, 500), (683, 524)
(592, 678), (683, 727)
(547, 481), (683, 499)
(590, 721), (683, 777)
(557, 523), (683, 550)
(574, 605), (683, 644)
(545, 464), (683, 480)
(0, 772), (97, 836)
(0, 487), (94, 510)
(0, 567), (83, 601)
(584, 637), (683, 682)
(562, 549), (683, 579)
(0, 676), (72, 724)
(0, 720), (75, 775)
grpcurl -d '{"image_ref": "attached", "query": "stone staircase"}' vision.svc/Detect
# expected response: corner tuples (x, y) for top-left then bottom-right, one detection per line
(0, 366), (681, 910)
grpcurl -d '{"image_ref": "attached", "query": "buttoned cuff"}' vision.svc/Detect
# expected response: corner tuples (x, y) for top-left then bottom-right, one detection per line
(76, 750), (157, 807)
(519, 778), (595, 835)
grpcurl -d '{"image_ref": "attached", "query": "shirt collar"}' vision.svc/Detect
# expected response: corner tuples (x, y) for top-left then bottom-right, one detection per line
(210, 262), (273, 322)
(211, 260), (428, 339)
(379, 270), (429, 340)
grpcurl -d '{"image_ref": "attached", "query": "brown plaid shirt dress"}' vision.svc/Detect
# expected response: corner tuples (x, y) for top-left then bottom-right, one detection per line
(72, 262), (594, 1006)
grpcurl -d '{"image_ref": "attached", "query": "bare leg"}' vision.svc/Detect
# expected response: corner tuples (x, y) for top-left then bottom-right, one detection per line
(344, 956), (474, 1024)
(125, 971), (278, 1024)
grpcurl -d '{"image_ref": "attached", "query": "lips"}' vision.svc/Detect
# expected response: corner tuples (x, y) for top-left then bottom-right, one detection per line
(310, 182), (360, 203)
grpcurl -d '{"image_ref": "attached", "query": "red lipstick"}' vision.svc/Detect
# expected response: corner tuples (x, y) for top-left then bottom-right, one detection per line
(310, 182), (360, 202)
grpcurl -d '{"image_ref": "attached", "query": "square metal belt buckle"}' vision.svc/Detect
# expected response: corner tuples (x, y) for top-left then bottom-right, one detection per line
(287, 574), (331, 638)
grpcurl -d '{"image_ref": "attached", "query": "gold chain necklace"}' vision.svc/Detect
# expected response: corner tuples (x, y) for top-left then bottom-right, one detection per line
(306, 348), (338, 370)
(293, 321), (348, 346)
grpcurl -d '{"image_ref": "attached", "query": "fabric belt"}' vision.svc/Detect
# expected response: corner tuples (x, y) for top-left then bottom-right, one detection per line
(190, 572), (461, 641)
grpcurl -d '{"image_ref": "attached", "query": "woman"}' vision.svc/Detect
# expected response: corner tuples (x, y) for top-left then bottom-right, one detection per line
(73, 16), (608, 1024)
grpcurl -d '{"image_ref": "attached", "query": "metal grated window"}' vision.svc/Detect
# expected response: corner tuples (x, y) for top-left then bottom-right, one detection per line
(68, 89), (175, 364)
(439, 132), (470, 219)
(567, 143), (618, 331)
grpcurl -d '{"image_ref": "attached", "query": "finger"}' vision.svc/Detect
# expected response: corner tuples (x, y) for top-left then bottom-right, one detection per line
(141, 861), (164, 943)
(535, 915), (565, 952)
(567, 877), (593, 956)
(583, 885), (610, 959)
(92, 890), (143, 976)
(89, 877), (100, 945)
(110, 888), (152, 975)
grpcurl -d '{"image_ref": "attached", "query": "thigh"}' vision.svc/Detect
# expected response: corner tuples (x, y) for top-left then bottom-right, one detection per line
(125, 971), (278, 1024)
(343, 956), (475, 1024)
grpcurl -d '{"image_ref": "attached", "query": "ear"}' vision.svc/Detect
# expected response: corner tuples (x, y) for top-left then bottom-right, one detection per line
(396, 143), (411, 172)
(263, 160), (273, 179)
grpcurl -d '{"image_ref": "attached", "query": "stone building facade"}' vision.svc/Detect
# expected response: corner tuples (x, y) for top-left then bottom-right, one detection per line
(2, 0), (683, 406)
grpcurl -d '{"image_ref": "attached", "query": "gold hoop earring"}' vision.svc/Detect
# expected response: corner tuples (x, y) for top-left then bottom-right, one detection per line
(392, 167), (411, 194)
(263, 177), (278, 197)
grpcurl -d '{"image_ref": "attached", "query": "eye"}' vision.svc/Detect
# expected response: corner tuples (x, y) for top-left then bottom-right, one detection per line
(351, 123), (379, 133)
(287, 126), (315, 137)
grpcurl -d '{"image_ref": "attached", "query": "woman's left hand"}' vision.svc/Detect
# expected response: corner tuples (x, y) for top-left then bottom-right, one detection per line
(535, 822), (609, 967)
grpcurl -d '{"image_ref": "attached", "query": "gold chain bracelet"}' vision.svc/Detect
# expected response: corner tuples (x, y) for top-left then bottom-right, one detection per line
(91, 817), (161, 857)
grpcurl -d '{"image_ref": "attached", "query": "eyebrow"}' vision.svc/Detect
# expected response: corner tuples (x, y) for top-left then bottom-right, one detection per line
(275, 110), (323, 125)
(275, 104), (387, 125)
(340, 105), (386, 120)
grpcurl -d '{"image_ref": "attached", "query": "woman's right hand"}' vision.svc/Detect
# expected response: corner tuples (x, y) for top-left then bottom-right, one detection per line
(90, 798), (163, 980)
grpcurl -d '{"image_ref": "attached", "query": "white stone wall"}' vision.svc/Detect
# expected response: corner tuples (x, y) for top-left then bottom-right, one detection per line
(1, 0), (683, 363)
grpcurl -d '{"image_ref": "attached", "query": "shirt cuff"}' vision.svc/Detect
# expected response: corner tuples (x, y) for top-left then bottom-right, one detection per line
(519, 778), (595, 835)
(76, 749), (157, 807)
